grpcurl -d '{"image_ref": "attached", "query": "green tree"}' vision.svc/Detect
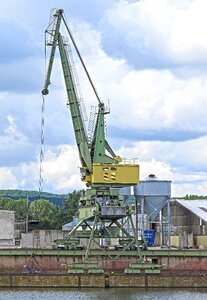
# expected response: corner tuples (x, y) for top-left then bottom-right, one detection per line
(29, 199), (59, 229)
(0, 189), (82, 230)
(10, 199), (29, 220)
(0, 197), (11, 209)
(57, 190), (81, 227)
(184, 194), (206, 200)
(0, 198), (29, 221)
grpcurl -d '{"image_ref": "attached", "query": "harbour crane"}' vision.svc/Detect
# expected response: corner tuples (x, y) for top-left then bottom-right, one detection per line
(42, 9), (142, 269)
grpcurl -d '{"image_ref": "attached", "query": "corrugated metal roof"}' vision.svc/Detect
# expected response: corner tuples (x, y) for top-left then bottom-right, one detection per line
(62, 221), (75, 229)
(176, 199), (207, 222)
(62, 219), (93, 229)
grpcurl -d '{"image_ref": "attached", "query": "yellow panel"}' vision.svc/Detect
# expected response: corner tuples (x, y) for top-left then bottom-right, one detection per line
(85, 174), (91, 182)
(91, 163), (139, 186)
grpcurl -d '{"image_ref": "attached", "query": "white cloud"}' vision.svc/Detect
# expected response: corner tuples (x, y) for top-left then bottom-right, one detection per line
(117, 135), (207, 196)
(119, 135), (207, 173)
(101, 67), (207, 134)
(169, 0), (207, 62)
(0, 115), (28, 151)
(0, 168), (18, 189)
(102, 0), (207, 64)
(41, 145), (84, 191)
(4, 115), (26, 140)
(64, 15), (207, 135)
(6, 144), (85, 192)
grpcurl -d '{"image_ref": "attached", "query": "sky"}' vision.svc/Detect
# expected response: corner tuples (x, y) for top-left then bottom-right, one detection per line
(0, 0), (207, 197)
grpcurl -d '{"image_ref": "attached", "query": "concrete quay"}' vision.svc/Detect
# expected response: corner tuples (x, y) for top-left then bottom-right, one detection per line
(0, 248), (207, 288)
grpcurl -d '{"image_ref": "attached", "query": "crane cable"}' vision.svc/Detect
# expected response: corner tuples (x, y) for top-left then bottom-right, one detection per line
(38, 94), (45, 193)
(38, 29), (48, 194)
(39, 32), (47, 194)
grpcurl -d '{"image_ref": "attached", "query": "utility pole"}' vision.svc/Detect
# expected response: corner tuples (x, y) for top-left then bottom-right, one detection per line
(26, 195), (29, 234)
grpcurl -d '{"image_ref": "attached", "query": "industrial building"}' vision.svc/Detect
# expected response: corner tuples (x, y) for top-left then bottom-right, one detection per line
(163, 199), (207, 249)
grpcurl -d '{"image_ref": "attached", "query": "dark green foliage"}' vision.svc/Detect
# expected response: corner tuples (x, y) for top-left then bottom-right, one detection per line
(172, 194), (207, 200)
(0, 189), (67, 198)
(0, 190), (81, 230)
(29, 199), (60, 229)
(0, 189), (68, 206)
(184, 194), (207, 200)
(59, 190), (81, 226)
(0, 198), (29, 220)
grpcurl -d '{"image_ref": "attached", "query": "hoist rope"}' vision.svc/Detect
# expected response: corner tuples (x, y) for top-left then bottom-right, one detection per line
(38, 94), (45, 193)
(38, 29), (48, 194)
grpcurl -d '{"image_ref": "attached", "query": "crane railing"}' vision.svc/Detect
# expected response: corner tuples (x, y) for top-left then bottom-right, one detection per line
(64, 38), (88, 128)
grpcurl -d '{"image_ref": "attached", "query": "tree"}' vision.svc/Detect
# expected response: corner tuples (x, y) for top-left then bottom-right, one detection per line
(0, 189), (82, 230)
(0, 198), (29, 220)
(57, 190), (81, 227)
(183, 194), (206, 200)
(0, 197), (10, 209)
(29, 199), (59, 229)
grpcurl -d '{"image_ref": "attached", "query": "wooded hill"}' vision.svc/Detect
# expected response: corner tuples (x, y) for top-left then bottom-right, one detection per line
(0, 189), (68, 206)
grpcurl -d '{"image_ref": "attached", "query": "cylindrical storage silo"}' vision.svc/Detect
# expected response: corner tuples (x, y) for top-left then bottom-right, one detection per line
(134, 174), (171, 248)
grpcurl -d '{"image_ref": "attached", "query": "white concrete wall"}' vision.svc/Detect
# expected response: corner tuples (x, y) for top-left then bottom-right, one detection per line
(21, 230), (69, 248)
(21, 233), (33, 248)
(0, 210), (15, 246)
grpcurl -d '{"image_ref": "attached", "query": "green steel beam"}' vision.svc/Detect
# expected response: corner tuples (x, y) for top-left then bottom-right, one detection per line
(0, 249), (207, 257)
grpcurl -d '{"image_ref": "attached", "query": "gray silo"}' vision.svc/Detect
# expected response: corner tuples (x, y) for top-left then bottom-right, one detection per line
(134, 174), (171, 248)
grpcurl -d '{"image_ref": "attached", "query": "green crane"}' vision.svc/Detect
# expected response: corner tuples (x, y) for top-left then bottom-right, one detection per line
(42, 9), (139, 191)
(42, 9), (142, 266)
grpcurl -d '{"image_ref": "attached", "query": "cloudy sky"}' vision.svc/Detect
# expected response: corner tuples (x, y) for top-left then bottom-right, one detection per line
(0, 0), (207, 197)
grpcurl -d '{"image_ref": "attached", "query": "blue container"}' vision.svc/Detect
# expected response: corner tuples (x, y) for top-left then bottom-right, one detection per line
(144, 229), (155, 246)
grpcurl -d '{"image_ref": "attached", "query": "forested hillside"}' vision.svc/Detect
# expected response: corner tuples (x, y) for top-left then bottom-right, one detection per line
(0, 189), (68, 206)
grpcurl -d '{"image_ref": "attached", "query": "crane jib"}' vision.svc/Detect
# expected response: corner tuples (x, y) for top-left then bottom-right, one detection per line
(41, 8), (139, 188)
